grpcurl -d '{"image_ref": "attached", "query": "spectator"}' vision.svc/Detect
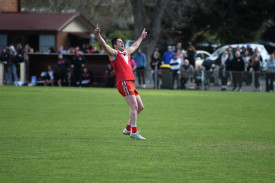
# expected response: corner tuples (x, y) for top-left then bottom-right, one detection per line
(57, 45), (67, 54)
(81, 67), (93, 87)
(172, 45), (176, 52)
(180, 59), (194, 89)
(194, 65), (203, 90)
(175, 43), (184, 63)
(216, 50), (231, 91)
(162, 45), (175, 64)
(214, 58), (220, 86)
(246, 44), (253, 56)
(92, 46), (100, 53)
(24, 44), (31, 53)
(134, 48), (147, 88)
(48, 47), (55, 53)
(44, 65), (55, 86)
(227, 46), (234, 86)
(130, 55), (137, 77)
(67, 47), (75, 54)
(71, 49), (86, 86)
(105, 63), (115, 87)
(170, 54), (181, 89)
(16, 44), (24, 63)
(99, 47), (105, 54)
(82, 43), (91, 53)
(252, 49), (263, 63)
(247, 56), (261, 91)
(265, 53), (275, 92)
(150, 51), (162, 88)
(235, 45), (241, 55)
(227, 46), (234, 61)
(0, 48), (12, 84)
(148, 48), (159, 84)
(187, 45), (196, 68)
(9, 47), (19, 84)
(230, 51), (245, 91)
(243, 50), (252, 85)
(57, 54), (69, 86)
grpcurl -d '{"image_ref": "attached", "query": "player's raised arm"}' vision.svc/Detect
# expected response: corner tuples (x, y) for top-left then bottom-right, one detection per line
(126, 28), (147, 55)
(94, 24), (116, 58)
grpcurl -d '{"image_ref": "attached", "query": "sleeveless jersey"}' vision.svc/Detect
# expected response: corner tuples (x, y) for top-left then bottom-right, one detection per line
(110, 51), (135, 83)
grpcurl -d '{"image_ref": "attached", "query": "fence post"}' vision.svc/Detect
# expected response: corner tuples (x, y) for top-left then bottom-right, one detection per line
(154, 65), (158, 89)
(202, 68), (205, 90)
(252, 70), (255, 89)
(0, 63), (4, 86)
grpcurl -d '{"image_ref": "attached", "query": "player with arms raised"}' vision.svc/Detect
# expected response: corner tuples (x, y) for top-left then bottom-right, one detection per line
(94, 24), (147, 140)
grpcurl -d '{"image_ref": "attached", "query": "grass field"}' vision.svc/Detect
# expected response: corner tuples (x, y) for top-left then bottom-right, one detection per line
(0, 86), (274, 183)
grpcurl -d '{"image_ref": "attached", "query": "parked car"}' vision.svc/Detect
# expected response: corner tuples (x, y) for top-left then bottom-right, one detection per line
(195, 43), (220, 53)
(258, 42), (275, 54)
(203, 43), (270, 70)
(124, 40), (134, 49)
(195, 50), (211, 70)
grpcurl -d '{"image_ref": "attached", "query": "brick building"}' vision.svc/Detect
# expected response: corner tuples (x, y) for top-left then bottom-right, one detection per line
(0, 0), (109, 87)
(0, 0), (20, 12)
(0, 0), (94, 52)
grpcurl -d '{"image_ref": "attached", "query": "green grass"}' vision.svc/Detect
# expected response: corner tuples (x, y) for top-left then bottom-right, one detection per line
(0, 86), (274, 183)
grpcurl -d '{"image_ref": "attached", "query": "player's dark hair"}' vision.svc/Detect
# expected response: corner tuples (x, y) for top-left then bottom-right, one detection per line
(111, 37), (120, 48)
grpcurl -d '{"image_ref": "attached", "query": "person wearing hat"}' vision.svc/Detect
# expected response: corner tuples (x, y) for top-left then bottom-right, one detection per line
(162, 45), (175, 64)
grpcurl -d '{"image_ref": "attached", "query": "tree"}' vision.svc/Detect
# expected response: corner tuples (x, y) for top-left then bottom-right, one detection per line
(129, 0), (169, 69)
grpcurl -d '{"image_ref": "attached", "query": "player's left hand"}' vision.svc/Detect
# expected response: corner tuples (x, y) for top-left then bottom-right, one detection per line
(141, 28), (147, 39)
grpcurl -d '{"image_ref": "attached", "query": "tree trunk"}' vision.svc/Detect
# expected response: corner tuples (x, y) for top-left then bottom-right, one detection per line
(130, 0), (168, 79)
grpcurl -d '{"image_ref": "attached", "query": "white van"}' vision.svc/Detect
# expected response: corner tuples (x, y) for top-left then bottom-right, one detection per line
(124, 40), (135, 49)
(204, 43), (270, 70)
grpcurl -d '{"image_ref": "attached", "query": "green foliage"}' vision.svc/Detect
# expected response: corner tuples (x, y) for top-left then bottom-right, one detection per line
(108, 30), (134, 42)
(161, 0), (275, 46)
(0, 87), (275, 182)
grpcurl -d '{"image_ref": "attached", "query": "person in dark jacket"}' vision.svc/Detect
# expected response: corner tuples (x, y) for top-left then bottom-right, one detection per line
(187, 45), (196, 68)
(81, 67), (93, 87)
(150, 51), (161, 88)
(71, 49), (86, 86)
(105, 63), (116, 87)
(230, 51), (245, 91)
(247, 56), (261, 90)
(57, 54), (69, 86)
(0, 48), (12, 84)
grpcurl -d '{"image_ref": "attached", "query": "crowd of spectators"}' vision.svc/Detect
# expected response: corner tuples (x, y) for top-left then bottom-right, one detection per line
(149, 43), (275, 92)
(0, 44), (25, 85)
(210, 44), (275, 92)
(0, 44), (99, 87)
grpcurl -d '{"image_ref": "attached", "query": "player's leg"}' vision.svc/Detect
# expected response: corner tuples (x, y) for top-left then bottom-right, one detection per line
(136, 95), (144, 115)
(123, 94), (137, 135)
(124, 94), (145, 140)
(125, 95), (138, 126)
(124, 94), (143, 133)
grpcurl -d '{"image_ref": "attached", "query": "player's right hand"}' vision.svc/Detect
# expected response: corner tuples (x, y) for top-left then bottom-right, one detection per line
(94, 24), (100, 35)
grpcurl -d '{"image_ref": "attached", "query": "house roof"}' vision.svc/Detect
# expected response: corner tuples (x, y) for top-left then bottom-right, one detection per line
(0, 12), (94, 32)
